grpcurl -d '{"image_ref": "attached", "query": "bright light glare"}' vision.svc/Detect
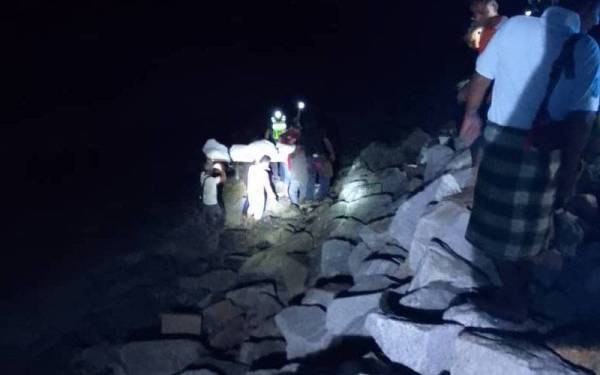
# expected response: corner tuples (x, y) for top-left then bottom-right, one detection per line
(524, 9), (532, 16)
(274, 110), (283, 119)
(298, 101), (306, 110)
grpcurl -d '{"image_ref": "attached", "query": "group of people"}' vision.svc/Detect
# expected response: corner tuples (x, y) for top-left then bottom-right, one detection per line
(200, 0), (600, 322)
(199, 102), (336, 226)
(458, 0), (600, 321)
(265, 104), (336, 207)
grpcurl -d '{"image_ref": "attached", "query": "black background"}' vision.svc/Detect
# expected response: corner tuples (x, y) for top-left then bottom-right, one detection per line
(2, 0), (531, 289)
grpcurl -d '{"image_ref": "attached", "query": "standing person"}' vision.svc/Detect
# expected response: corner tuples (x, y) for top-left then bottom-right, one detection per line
(246, 155), (278, 221)
(460, 0), (600, 321)
(200, 162), (227, 227)
(303, 114), (336, 202)
(265, 110), (288, 182)
(458, 0), (508, 165)
(459, 0), (508, 103)
(471, 0), (508, 54)
(288, 143), (309, 206)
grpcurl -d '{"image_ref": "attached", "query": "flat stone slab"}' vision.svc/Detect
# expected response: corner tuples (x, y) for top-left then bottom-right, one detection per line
(326, 291), (383, 336)
(451, 331), (590, 375)
(444, 303), (553, 334)
(366, 313), (462, 375)
(275, 305), (333, 359)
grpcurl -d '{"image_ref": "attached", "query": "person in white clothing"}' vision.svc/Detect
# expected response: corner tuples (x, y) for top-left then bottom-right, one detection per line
(200, 162), (227, 227)
(460, 0), (600, 321)
(246, 155), (277, 221)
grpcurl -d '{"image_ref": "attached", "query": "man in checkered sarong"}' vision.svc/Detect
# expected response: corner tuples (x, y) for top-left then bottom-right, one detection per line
(460, 0), (600, 321)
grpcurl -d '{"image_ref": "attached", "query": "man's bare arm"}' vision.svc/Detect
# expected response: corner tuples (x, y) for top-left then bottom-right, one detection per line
(460, 73), (492, 147)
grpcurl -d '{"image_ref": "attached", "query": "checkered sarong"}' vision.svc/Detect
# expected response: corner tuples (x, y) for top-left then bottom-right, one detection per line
(466, 122), (562, 261)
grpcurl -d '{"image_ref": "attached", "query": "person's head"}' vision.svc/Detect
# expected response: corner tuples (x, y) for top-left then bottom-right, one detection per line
(559, 0), (600, 32)
(470, 0), (500, 24)
(465, 23), (484, 50)
(257, 155), (271, 168)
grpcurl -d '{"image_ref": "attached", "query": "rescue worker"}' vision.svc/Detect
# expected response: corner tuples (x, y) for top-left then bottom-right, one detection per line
(265, 110), (288, 182)
(303, 113), (336, 202)
(246, 155), (278, 221)
(288, 143), (309, 206)
(200, 161), (227, 227)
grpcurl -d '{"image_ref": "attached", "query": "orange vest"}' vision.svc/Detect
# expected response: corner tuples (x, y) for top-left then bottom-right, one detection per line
(477, 16), (508, 55)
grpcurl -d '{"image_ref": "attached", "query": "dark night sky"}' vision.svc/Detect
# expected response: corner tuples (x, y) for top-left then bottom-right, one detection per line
(2, 0), (530, 288)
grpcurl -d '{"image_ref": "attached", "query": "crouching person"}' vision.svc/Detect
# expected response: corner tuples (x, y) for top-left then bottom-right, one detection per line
(247, 155), (278, 221)
(200, 162), (227, 228)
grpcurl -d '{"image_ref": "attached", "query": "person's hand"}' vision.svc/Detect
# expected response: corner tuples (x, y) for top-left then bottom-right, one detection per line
(460, 112), (483, 148)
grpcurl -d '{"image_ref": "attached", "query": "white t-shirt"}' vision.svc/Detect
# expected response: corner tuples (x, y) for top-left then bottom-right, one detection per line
(477, 7), (600, 129)
(247, 164), (271, 200)
(201, 172), (220, 206)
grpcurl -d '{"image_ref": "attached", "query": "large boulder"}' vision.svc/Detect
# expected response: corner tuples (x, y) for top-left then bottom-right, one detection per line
(389, 174), (463, 250)
(320, 239), (353, 277)
(179, 370), (219, 375)
(275, 306), (334, 359)
(535, 242), (600, 325)
(360, 143), (406, 171)
(339, 181), (383, 202)
(301, 288), (337, 308)
(409, 240), (491, 292)
(451, 331), (590, 375)
(208, 315), (250, 350)
(160, 313), (203, 336)
(329, 218), (365, 243)
(423, 144), (456, 182)
(240, 251), (308, 301)
(443, 303), (552, 334)
(408, 201), (501, 286)
(554, 211), (585, 257)
(239, 338), (286, 365)
(401, 128), (432, 164)
(354, 253), (403, 278)
(346, 194), (397, 224)
(202, 300), (245, 337)
(326, 291), (383, 336)
(226, 281), (283, 328)
(399, 283), (459, 311)
(366, 313), (462, 375)
(375, 167), (408, 199)
(183, 358), (249, 375)
(348, 243), (374, 276)
(358, 226), (390, 251)
(350, 275), (401, 292)
(178, 269), (238, 294)
(78, 340), (208, 375)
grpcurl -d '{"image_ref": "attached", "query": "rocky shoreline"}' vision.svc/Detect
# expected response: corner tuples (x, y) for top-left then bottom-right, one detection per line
(4, 128), (600, 374)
